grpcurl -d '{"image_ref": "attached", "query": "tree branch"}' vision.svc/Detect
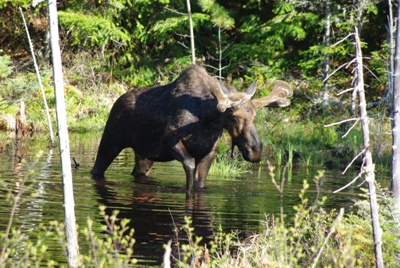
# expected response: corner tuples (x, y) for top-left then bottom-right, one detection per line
(342, 118), (360, 138)
(330, 33), (354, 47)
(336, 87), (354, 96)
(323, 59), (355, 82)
(164, 7), (187, 16)
(324, 118), (359, 128)
(342, 148), (366, 175)
(311, 208), (344, 268)
(333, 167), (363, 194)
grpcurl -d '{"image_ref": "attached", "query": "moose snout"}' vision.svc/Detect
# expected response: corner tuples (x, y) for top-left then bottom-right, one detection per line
(244, 142), (263, 162)
(238, 134), (263, 163)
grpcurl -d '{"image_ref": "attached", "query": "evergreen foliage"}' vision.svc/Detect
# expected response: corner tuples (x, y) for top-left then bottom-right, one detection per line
(0, 0), (388, 96)
(58, 11), (131, 47)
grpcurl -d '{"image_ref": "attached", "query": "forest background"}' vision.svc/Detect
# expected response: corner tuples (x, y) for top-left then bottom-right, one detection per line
(0, 0), (392, 169)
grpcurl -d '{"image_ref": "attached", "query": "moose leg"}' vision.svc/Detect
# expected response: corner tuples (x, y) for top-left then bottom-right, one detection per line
(195, 144), (217, 188)
(91, 139), (123, 179)
(132, 153), (154, 177)
(166, 139), (195, 190)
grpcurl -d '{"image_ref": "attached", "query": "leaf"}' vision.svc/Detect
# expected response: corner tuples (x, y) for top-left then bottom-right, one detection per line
(199, 0), (234, 29)
(58, 11), (131, 47)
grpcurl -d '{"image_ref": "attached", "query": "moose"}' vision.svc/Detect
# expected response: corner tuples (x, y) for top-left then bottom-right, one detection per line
(91, 65), (292, 190)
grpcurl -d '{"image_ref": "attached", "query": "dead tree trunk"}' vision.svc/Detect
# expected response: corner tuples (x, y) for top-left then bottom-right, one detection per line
(388, 0), (394, 112)
(48, 0), (79, 266)
(322, 0), (330, 113)
(354, 27), (384, 268)
(391, 0), (400, 212)
(186, 0), (196, 64)
(19, 6), (54, 146)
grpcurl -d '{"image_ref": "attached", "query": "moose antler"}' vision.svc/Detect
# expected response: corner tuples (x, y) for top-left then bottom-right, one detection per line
(211, 80), (257, 112)
(253, 80), (292, 108)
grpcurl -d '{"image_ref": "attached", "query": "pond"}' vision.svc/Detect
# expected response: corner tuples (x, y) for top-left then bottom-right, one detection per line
(0, 132), (388, 266)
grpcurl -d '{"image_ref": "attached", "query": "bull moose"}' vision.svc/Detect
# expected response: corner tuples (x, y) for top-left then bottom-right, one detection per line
(91, 64), (292, 190)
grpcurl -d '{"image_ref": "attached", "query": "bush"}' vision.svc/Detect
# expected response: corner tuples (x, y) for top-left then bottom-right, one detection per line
(167, 174), (400, 267)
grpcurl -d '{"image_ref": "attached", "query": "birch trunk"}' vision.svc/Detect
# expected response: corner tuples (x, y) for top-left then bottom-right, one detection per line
(322, 0), (330, 113)
(19, 7), (54, 146)
(354, 27), (384, 268)
(388, 0), (394, 112)
(218, 26), (222, 79)
(48, 1), (79, 266)
(186, 0), (196, 64)
(391, 0), (400, 212)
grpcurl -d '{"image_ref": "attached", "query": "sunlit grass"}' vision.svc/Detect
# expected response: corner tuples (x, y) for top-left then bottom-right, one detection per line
(256, 109), (382, 169)
(208, 153), (250, 177)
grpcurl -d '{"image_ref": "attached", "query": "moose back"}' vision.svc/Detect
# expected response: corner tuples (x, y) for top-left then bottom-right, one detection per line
(91, 65), (292, 191)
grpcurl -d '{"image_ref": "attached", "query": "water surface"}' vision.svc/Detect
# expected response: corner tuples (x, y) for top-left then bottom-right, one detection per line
(0, 133), (381, 265)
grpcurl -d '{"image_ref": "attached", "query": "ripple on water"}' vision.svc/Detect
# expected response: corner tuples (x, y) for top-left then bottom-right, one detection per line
(0, 134), (375, 266)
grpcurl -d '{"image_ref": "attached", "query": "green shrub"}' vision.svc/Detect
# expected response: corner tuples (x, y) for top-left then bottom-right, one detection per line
(168, 173), (400, 267)
(0, 53), (12, 79)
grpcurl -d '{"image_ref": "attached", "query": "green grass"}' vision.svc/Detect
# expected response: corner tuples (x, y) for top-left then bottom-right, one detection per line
(208, 153), (250, 177)
(1, 54), (393, 173)
(255, 108), (392, 171)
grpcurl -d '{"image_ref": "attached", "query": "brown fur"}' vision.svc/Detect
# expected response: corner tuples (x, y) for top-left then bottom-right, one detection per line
(91, 65), (292, 191)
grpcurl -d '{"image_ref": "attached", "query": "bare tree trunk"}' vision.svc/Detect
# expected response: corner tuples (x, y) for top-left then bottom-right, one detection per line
(186, 0), (196, 64)
(218, 26), (222, 79)
(354, 27), (384, 268)
(388, 0), (394, 113)
(322, 0), (330, 113)
(19, 6), (54, 146)
(48, 1), (79, 266)
(391, 0), (400, 211)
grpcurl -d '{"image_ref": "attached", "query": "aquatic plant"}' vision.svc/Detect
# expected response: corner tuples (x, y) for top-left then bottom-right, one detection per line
(166, 174), (400, 267)
(208, 153), (249, 178)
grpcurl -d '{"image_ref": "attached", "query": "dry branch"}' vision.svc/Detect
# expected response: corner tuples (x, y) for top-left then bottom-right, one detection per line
(323, 59), (355, 82)
(330, 33), (354, 47)
(336, 87), (354, 96)
(342, 148), (366, 175)
(311, 207), (344, 268)
(324, 118), (359, 128)
(341, 118), (360, 138)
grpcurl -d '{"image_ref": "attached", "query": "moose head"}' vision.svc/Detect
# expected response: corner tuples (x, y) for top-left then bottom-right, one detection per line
(211, 79), (293, 163)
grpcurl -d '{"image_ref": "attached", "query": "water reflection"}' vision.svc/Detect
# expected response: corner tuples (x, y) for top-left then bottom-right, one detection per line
(92, 175), (215, 265)
(0, 133), (380, 266)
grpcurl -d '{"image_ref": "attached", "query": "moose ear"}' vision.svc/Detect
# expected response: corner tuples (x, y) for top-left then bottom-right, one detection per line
(245, 80), (257, 98)
(217, 79), (232, 96)
(210, 79), (232, 113)
(253, 80), (293, 108)
(211, 79), (258, 112)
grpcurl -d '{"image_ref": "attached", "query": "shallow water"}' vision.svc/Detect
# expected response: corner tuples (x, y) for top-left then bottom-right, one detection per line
(0, 133), (388, 266)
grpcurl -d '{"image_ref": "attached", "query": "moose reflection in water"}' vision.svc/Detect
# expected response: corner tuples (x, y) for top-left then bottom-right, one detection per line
(91, 65), (293, 190)
(93, 177), (214, 265)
